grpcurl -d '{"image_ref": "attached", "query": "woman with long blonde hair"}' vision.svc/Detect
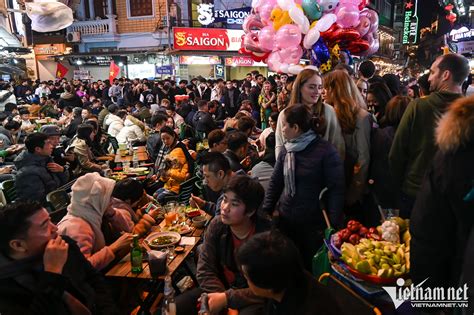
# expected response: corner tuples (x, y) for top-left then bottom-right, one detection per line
(275, 68), (344, 158)
(323, 70), (371, 207)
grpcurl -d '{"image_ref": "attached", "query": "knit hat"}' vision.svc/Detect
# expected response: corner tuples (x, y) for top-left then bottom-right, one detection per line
(67, 173), (116, 250)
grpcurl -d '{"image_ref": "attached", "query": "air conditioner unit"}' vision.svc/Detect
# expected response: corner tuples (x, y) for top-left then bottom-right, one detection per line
(66, 31), (81, 43)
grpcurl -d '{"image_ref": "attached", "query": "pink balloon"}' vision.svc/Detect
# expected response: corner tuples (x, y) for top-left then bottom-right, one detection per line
(259, 3), (275, 23)
(356, 16), (370, 37)
(243, 14), (264, 33)
(267, 51), (284, 72)
(336, 4), (360, 28)
(367, 39), (379, 55)
(278, 46), (303, 64)
(259, 26), (276, 51)
(275, 24), (302, 49)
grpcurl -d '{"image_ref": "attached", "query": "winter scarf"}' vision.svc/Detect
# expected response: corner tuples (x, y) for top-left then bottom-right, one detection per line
(283, 130), (317, 198)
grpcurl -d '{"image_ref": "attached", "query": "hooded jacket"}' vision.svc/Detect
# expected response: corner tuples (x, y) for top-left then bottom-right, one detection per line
(57, 173), (132, 271)
(389, 91), (462, 197)
(105, 113), (124, 138)
(410, 95), (474, 289)
(14, 151), (68, 203)
(71, 137), (102, 177)
(116, 115), (146, 144)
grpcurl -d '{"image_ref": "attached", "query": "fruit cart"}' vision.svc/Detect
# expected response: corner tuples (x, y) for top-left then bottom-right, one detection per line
(326, 217), (412, 313)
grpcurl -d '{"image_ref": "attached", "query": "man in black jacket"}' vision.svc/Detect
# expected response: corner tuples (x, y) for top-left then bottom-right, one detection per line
(222, 80), (240, 118)
(0, 201), (119, 315)
(192, 100), (218, 139)
(14, 133), (68, 204)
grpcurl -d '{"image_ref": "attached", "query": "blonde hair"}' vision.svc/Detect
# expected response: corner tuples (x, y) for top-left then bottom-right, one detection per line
(323, 70), (366, 134)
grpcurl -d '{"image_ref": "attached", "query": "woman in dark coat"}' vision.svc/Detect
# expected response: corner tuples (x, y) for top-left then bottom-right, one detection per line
(262, 104), (344, 269)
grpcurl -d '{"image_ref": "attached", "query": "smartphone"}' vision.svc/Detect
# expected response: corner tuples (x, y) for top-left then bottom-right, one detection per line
(144, 202), (159, 214)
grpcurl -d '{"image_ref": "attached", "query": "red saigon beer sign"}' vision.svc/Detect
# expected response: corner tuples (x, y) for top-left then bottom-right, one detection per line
(173, 27), (244, 51)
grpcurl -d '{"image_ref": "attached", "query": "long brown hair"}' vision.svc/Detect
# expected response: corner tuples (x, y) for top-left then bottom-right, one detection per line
(289, 68), (326, 135)
(323, 70), (365, 134)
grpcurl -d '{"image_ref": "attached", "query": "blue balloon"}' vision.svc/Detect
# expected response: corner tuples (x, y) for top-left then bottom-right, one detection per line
(311, 39), (330, 66)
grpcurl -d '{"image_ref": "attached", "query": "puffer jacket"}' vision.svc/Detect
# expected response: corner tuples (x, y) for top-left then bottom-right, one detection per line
(116, 115), (146, 144)
(14, 151), (68, 203)
(411, 95), (474, 289)
(105, 114), (124, 138)
(262, 136), (345, 228)
(161, 145), (189, 194)
(71, 138), (102, 176)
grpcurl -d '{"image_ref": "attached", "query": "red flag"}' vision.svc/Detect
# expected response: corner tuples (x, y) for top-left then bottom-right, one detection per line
(109, 61), (120, 82)
(56, 62), (68, 79)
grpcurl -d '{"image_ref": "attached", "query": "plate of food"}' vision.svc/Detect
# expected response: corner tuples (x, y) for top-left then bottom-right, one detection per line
(185, 208), (205, 218)
(123, 167), (150, 176)
(145, 231), (181, 249)
(162, 223), (193, 235)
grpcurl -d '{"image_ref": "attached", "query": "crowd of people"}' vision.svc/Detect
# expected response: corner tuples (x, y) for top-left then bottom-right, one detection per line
(0, 52), (473, 314)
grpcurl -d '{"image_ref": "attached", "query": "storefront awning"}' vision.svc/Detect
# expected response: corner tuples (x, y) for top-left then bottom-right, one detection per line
(0, 26), (29, 53)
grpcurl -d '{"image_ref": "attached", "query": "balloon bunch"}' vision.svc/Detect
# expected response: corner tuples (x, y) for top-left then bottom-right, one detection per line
(239, 0), (380, 74)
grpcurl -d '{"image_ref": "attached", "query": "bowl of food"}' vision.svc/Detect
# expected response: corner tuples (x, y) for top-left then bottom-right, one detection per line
(192, 216), (207, 228)
(144, 231), (181, 249)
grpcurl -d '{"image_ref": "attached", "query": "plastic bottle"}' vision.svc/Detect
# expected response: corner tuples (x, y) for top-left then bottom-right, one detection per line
(161, 276), (176, 315)
(198, 292), (211, 315)
(132, 150), (139, 168)
(130, 234), (143, 274)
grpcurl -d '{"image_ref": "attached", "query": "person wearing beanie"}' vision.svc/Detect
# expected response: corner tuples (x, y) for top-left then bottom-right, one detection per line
(57, 172), (134, 271)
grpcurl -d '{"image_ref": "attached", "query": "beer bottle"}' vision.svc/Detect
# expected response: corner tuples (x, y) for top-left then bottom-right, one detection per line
(130, 234), (143, 274)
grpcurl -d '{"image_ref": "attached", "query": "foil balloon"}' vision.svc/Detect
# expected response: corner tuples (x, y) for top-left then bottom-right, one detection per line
(275, 24), (302, 49)
(319, 0), (340, 13)
(315, 13), (337, 32)
(303, 27), (320, 49)
(277, 0), (295, 11)
(259, 3), (276, 24)
(336, 3), (360, 28)
(288, 64), (305, 75)
(242, 14), (265, 33)
(311, 38), (330, 66)
(358, 0), (369, 10)
(289, 5), (310, 34)
(356, 16), (370, 37)
(259, 26), (276, 51)
(279, 45), (304, 64)
(270, 7), (293, 30)
(301, 0), (322, 20)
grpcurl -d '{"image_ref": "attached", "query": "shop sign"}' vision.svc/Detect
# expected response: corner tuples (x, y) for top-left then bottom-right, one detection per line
(225, 57), (254, 66)
(179, 56), (221, 65)
(454, 41), (474, 54)
(214, 64), (224, 78)
(34, 43), (66, 55)
(197, 4), (251, 26)
(156, 65), (173, 75)
(173, 27), (244, 51)
(451, 28), (474, 42)
(402, 0), (419, 45)
(73, 70), (90, 80)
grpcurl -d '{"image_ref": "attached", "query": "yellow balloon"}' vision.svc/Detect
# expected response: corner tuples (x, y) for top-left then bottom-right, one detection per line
(271, 7), (292, 30)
